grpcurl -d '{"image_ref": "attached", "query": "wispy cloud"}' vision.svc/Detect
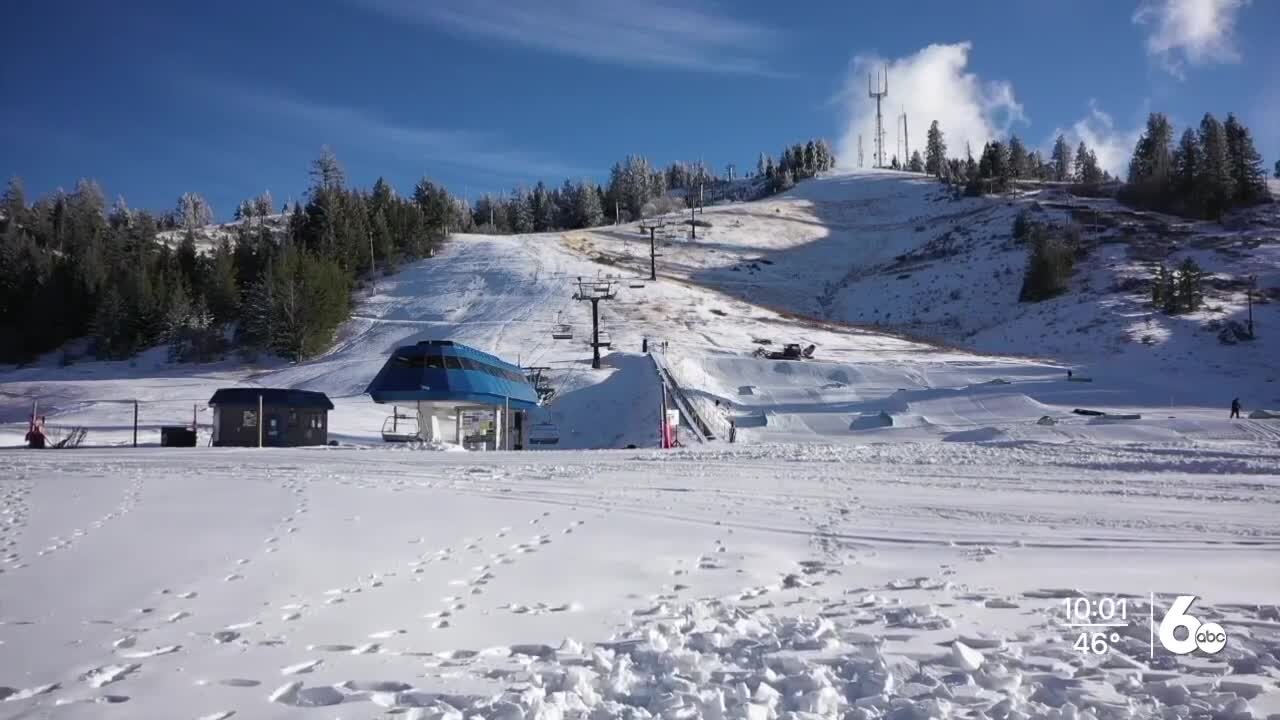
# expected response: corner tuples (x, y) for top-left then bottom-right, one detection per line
(1133, 0), (1251, 79)
(349, 0), (777, 76)
(218, 83), (589, 181)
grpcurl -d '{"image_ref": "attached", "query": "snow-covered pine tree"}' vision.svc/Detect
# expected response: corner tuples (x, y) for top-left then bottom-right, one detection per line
(909, 151), (924, 173)
(576, 181), (604, 228)
(925, 121), (946, 177)
(1050, 135), (1072, 182)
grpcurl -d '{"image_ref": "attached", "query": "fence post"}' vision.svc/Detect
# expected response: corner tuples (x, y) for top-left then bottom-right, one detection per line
(258, 394), (263, 448)
(133, 400), (138, 448)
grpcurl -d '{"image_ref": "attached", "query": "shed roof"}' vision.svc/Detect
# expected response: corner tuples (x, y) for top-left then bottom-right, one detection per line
(208, 388), (334, 410)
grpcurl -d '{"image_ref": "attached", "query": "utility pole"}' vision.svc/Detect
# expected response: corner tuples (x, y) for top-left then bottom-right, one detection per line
(1248, 275), (1256, 336)
(698, 182), (704, 214)
(690, 204), (697, 240)
(574, 278), (618, 370)
(868, 66), (888, 168)
(858, 135), (864, 169)
(902, 112), (909, 168)
(615, 201), (620, 226)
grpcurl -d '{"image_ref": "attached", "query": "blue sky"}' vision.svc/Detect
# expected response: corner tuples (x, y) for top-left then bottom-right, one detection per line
(3, 0), (1277, 219)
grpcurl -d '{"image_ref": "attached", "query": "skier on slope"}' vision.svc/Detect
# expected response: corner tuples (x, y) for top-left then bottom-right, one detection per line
(1230, 398), (1242, 419)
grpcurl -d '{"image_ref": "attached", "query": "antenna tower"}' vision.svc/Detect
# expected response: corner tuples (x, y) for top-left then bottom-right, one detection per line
(868, 66), (888, 167)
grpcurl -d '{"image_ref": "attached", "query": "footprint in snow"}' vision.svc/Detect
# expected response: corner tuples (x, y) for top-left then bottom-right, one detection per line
(307, 644), (355, 652)
(280, 659), (323, 676)
(81, 663), (140, 688)
(118, 645), (181, 659)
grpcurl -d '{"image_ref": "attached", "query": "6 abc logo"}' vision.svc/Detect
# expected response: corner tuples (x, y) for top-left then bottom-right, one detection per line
(1158, 595), (1226, 655)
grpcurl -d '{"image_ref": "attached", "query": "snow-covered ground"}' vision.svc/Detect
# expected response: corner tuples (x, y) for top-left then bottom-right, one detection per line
(1, 445), (1277, 719)
(2, 169), (1279, 718)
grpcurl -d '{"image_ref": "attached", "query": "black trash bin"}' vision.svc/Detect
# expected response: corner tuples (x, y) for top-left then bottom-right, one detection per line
(160, 426), (197, 447)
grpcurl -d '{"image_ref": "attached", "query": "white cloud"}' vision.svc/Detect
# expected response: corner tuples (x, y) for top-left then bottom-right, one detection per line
(835, 43), (1025, 169)
(1133, 0), (1250, 78)
(350, 0), (776, 76)
(1045, 101), (1144, 178)
(222, 84), (589, 181)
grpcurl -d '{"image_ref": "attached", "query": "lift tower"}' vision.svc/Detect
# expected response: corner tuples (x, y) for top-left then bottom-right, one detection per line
(574, 277), (618, 370)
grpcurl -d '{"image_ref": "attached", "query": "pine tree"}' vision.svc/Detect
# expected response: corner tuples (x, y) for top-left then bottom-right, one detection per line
(206, 238), (239, 323)
(925, 121), (946, 177)
(176, 192), (213, 231)
(1274, 159), (1280, 179)
(310, 146), (345, 192)
(1051, 135), (1072, 182)
(1075, 141), (1102, 184)
(1172, 128), (1203, 214)
(510, 188), (534, 233)
(815, 139), (833, 172)
(1008, 136), (1027, 179)
(1176, 258), (1203, 313)
(1223, 113), (1267, 205)
(92, 286), (129, 358)
(1, 177), (26, 227)
(804, 141), (817, 177)
(908, 151), (924, 173)
(1197, 113), (1235, 219)
(764, 155), (775, 179)
(1128, 113), (1174, 186)
(575, 181), (604, 228)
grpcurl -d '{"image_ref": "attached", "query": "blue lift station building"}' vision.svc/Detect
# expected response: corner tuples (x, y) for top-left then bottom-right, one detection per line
(365, 340), (540, 449)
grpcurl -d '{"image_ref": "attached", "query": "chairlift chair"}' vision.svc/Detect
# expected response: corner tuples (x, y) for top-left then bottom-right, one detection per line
(595, 330), (612, 348)
(529, 421), (560, 446)
(550, 311), (574, 340)
(628, 278), (645, 289)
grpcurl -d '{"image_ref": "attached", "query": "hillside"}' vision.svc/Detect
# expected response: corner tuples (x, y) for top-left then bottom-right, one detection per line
(572, 170), (1280, 412)
(3, 169), (1279, 451)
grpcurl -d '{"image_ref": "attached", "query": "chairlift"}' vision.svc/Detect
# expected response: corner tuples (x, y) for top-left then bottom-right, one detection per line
(595, 330), (612, 349)
(550, 311), (573, 340)
(529, 421), (560, 446)
(628, 278), (646, 289)
(381, 410), (420, 443)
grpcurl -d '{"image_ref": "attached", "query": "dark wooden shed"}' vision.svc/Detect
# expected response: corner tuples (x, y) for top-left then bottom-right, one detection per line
(208, 388), (334, 447)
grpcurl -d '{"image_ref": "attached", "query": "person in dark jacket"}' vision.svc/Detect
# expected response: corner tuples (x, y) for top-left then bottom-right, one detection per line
(1230, 398), (1241, 419)
(25, 425), (46, 449)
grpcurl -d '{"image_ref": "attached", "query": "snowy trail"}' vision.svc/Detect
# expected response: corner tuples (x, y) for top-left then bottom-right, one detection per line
(2, 445), (1278, 718)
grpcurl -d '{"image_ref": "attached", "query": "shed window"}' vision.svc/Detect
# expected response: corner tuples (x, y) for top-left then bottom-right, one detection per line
(288, 410), (298, 428)
(242, 410), (257, 428)
(443, 356), (462, 370)
(308, 413), (322, 430)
